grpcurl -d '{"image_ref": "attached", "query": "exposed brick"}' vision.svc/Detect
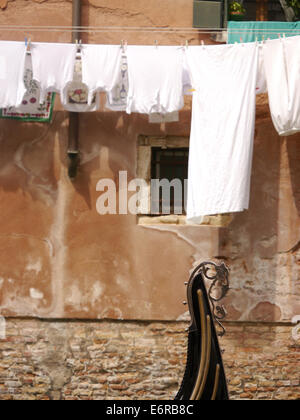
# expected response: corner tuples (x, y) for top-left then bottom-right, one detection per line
(0, 319), (299, 400)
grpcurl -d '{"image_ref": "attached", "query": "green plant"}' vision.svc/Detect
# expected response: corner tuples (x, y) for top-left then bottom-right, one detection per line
(229, 1), (246, 14)
(285, 0), (300, 19)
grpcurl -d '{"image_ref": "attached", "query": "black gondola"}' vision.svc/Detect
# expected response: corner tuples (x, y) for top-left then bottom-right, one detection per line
(175, 261), (230, 401)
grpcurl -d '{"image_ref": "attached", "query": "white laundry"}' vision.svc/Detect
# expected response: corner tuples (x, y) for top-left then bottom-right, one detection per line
(106, 52), (129, 111)
(263, 36), (300, 136)
(1, 53), (55, 121)
(182, 51), (193, 96)
(0, 41), (26, 108)
(256, 44), (267, 94)
(184, 44), (265, 96)
(30, 42), (77, 104)
(81, 44), (123, 106)
(126, 46), (185, 115)
(185, 42), (259, 221)
(63, 54), (100, 112)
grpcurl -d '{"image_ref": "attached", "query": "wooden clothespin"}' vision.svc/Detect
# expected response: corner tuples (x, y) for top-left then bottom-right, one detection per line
(201, 40), (205, 46)
(75, 40), (82, 59)
(121, 40), (128, 54)
(75, 39), (82, 52)
(155, 40), (159, 49)
(25, 38), (31, 54)
(121, 40), (125, 53)
(185, 40), (189, 49)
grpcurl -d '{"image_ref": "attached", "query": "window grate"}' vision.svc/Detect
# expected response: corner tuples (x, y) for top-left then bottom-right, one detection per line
(151, 148), (189, 215)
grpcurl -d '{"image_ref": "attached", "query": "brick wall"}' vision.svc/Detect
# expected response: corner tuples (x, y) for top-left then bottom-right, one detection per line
(0, 319), (299, 400)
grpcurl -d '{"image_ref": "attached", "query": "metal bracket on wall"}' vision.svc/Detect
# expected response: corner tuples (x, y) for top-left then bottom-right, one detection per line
(68, 112), (80, 180)
(68, 150), (80, 179)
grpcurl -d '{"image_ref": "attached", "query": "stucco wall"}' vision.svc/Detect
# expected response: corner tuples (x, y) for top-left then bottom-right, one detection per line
(0, 96), (298, 321)
(0, 1), (299, 322)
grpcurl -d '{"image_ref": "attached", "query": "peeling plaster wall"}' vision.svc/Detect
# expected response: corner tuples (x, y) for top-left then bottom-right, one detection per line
(0, 1), (298, 326)
(219, 95), (300, 323)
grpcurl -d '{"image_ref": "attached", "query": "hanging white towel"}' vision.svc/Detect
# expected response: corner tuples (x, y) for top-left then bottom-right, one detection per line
(81, 44), (123, 106)
(263, 36), (300, 136)
(185, 42), (259, 221)
(0, 41), (26, 108)
(126, 46), (185, 115)
(30, 42), (77, 104)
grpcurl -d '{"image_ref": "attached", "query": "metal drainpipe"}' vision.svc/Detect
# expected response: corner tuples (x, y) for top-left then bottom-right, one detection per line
(68, 0), (81, 179)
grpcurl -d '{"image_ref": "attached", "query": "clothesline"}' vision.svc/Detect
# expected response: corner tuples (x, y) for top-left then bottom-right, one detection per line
(0, 25), (223, 33)
(1, 25), (300, 35)
(0, 37), (300, 220)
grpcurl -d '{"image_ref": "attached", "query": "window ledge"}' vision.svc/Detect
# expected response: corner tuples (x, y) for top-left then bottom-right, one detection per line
(138, 214), (234, 227)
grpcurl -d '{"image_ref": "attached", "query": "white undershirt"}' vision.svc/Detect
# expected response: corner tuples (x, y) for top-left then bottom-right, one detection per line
(185, 42), (259, 220)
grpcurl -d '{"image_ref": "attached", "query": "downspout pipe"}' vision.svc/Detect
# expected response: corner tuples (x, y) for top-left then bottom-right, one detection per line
(68, 0), (81, 179)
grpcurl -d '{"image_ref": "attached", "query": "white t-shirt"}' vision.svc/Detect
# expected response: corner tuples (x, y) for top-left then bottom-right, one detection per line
(0, 41), (27, 108)
(30, 42), (77, 104)
(81, 44), (123, 106)
(126, 46), (185, 115)
(106, 52), (129, 112)
(63, 54), (100, 112)
(185, 42), (259, 221)
(263, 36), (300, 136)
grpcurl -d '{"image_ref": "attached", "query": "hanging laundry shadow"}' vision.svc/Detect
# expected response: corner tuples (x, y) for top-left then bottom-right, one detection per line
(61, 110), (134, 211)
(217, 116), (282, 324)
(0, 114), (58, 207)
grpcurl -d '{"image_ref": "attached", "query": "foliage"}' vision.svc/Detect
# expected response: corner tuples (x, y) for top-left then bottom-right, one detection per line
(285, 0), (300, 19)
(229, 1), (246, 14)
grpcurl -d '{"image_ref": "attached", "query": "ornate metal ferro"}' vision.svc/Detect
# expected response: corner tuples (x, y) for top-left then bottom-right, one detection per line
(175, 261), (230, 401)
